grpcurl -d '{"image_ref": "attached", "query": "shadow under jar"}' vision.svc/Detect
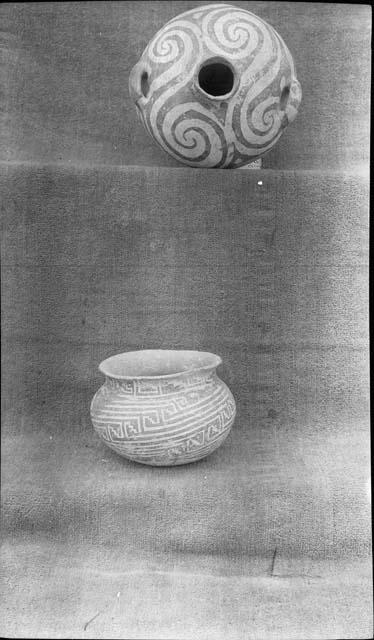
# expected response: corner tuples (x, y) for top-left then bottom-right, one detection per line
(90, 350), (236, 466)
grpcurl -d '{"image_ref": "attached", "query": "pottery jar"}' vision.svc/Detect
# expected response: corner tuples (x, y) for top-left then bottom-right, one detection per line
(90, 350), (236, 466)
(129, 3), (302, 168)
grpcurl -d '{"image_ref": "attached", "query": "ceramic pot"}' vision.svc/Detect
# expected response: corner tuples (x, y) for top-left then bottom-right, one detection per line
(129, 3), (302, 168)
(90, 350), (236, 466)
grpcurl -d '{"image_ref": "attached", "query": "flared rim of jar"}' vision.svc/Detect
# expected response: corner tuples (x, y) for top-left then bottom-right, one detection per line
(98, 349), (222, 380)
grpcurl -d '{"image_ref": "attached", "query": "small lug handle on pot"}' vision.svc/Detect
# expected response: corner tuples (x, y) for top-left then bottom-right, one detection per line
(279, 77), (302, 126)
(129, 61), (151, 105)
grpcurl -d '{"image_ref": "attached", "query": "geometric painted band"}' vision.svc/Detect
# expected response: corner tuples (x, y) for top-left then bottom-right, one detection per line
(91, 377), (236, 465)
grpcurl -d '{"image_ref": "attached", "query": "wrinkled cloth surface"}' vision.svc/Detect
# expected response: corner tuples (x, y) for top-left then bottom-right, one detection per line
(0, 1), (372, 638)
(1, 165), (371, 638)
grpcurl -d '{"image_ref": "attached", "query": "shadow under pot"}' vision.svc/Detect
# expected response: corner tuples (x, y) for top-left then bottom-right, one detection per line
(90, 349), (236, 466)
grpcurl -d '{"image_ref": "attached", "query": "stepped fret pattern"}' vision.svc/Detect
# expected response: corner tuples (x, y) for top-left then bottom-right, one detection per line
(91, 373), (236, 466)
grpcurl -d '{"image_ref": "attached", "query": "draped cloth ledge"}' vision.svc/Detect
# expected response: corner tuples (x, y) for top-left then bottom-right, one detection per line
(1, 164), (371, 639)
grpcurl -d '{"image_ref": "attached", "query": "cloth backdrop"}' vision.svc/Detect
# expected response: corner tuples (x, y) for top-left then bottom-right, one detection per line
(0, 2), (371, 639)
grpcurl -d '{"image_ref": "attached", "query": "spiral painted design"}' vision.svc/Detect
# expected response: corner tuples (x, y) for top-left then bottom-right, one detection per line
(130, 3), (301, 168)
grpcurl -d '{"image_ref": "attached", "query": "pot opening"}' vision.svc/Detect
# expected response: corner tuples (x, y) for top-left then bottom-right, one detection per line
(140, 71), (150, 98)
(99, 350), (222, 379)
(198, 59), (235, 97)
(279, 84), (290, 110)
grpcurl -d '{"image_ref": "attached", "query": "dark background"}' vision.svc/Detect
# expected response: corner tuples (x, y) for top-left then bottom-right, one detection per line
(0, 2), (371, 639)
(1, 1), (371, 170)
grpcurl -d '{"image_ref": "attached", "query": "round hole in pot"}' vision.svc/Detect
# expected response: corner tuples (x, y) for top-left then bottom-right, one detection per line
(279, 85), (290, 110)
(141, 71), (150, 97)
(198, 60), (235, 97)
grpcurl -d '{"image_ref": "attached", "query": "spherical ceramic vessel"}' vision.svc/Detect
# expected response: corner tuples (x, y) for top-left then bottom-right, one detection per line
(129, 3), (302, 168)
(90, 350), (236, 466)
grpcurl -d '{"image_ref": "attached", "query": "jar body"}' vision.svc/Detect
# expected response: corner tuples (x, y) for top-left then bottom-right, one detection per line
(90, 369), (236, 466)
(129, 3), (302, 168)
